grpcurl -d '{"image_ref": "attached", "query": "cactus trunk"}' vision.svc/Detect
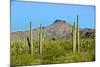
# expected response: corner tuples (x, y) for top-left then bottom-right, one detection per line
(73, 21), (76, 53)
(72, 25), (73, 52)
(19, 35), (21, 54)
(29, 21), (33, 54)
(76, 15), (80, 52)
(39, 24), (42, 55)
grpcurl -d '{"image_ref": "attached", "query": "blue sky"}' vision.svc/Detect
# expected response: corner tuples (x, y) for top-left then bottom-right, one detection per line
(11, 1), (95, 32)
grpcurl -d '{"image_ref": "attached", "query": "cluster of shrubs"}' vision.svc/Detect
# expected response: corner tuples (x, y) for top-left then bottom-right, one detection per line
(11, 38), (95, 66)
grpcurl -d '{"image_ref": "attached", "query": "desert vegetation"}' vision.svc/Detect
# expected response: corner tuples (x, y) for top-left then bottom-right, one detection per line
(10, 15), (95, 66)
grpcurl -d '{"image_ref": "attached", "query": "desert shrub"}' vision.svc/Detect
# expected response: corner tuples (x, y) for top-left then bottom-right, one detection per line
(11, 54), (40, 66)
(11, 38), (95, 65)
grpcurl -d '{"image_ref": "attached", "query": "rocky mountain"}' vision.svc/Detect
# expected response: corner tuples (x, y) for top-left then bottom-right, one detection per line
(11, 19), (95, 41)
(44, 19), (72, 40)
(80, 28), (95, 38)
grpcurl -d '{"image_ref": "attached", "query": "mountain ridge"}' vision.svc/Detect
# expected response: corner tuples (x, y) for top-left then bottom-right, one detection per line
(11, 19), (95, 41)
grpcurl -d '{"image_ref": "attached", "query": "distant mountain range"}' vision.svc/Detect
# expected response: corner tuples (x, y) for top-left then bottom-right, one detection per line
(11, 19), (95, 41)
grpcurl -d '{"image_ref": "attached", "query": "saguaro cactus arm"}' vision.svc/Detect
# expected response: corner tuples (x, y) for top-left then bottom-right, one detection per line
(27, 37), (31, 53)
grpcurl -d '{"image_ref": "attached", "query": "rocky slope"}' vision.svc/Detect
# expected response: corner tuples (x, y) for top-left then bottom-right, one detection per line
(11, 19), (95, 41)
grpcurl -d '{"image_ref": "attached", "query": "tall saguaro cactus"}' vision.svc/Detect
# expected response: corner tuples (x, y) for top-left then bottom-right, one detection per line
(72, 21), (77, 53)
(29, 21), (33, 54)
(19, 35), (21, 54)
(39, 24), (42, 55)
(76, 15), (80, 52)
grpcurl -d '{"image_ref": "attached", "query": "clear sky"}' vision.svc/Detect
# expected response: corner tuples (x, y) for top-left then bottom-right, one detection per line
(11, 1), (95, 32)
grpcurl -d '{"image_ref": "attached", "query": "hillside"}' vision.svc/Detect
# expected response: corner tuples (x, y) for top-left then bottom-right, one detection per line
(11, 19), (95, 41)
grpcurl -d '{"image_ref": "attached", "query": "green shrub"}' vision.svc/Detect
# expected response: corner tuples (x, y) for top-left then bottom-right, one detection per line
(11, 38), (95, 66)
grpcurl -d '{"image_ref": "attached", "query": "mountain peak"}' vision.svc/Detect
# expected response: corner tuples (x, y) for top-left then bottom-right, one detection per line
(53, 19), (66, 24)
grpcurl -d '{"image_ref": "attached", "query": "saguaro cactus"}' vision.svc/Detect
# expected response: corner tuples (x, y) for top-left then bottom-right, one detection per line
(39, 24), (42, 55)
(29, 21), (33, 54)
(72, 21), (77, 53)
(19, 35), (22, 54)
(27, 37), (31, 53)
(72, 25), (73, 51)
(76, 15), (80, 52)
(19, 35), (20, 46)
